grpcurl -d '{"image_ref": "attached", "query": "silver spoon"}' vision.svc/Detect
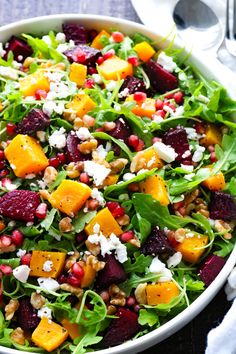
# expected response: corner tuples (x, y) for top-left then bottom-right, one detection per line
(173, 0), (224, 53)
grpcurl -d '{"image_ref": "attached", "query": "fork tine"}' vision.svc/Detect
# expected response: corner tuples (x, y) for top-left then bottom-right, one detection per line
(225, 0), (236, 55)
(234, 0), (236, 39)
(226, 0), (230, 40)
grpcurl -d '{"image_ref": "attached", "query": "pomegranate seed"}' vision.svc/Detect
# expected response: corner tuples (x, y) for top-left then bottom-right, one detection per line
(120, 230), (134, 242)
(133, 91), (147, 103)
(112, 31), (125, 43)
(35, 203), (47, 219)
(35, 89), (47, 100)
(76, 232), (87, 244)
(103, 49), (115, 60)
(0, 235), (12, 247)
(164, 101), (176, 111)
(11, 230), (24, 246)
(76, 51), (86, 63)
(84, 78), (95, 88)
(194, 122), (206, 134)
(21, 253), (32, 266)
(155, 99), (164, 110)
(67, 273), (81, 287)
(107, 201), (125, 218)
(6, 123), (16, 135)
(133, 304), (141, 312)
(126, 296), (136, 307)
(152, 137), (162, 144)
(0, 161), (5, 170)
(210, 151), (217, 162)
(57, 152), (66, 164)
(49, 157), (60, 168)
(71, 262), (84, 279)
(58, 274), (67, 284)
(80, 172), (90, 184)
(128, 135), (139, 149)
(0, 151), (5, 160)
(0, 169), (9, 178)
(96, 56), (104, 65)
(164, 92), (174, 99)
(95, 127), (104, 132)
(135, 139), (145, 152)
(127, 56), (139, 66)
(207, 145), (215, 153)
(154, 110), (166, 118)
(0, 264), (12, 275)
(88, 66), (97, 75)
(100, 290), (110, 303)
(173, 91), (184, 104)
(173, 201), (185, 210)
(106, 201), (120, 212)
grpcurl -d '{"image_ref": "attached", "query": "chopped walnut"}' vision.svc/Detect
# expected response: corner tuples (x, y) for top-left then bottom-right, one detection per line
(215, 220), (233, 240)
(5, 299), (19, 320)
(86, 254), (105, 271)
(135, 283), (147, 304)
(107, 304), (117, 315)
(60, 283), (83, 298)
(43, 166), (58, 185)
(73, 117), (84, 129)
(109, 284), (126, 306)
(30, 292), (46, 310)
(110, 158), (128, 174)
(174, 228), (186, 243)
(39, 189), (50, 200)
(116, 214), (130, 226)
(65, 251), (80, 271)
(130, 152), (146, 172)
(59, 217), (73, 233)
(78, 139), (98, 154)
(66, 162), (81, 178)
(11, 327), (25, 345)
(129, 236), (141, 248)
(85, 239), (101, 256)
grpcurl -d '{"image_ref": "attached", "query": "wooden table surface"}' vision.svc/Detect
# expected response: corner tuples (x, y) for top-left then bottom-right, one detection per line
(0, 1), (231, 353)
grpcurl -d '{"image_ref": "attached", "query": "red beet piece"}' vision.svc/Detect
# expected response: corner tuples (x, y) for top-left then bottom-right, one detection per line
(109, 117), (132, 143)
(144, 59), (178, 93)
(120, 75), (147, 96)
(64, 44), (101, 66)
(0, 190), (40, 222)
(62, 23), (88, 44)
(95, 254), (127, 289)
(199, 254), (226, 287)
(102, 307), (140, 348)
(4, 36), (33, 62)
(65, 131), (87, 163)
(209, 191), (236, 221)
(17, 298), (40, 330)
(162, 127), (192, 162)
(141, 227), (174, 257)
(15, 109), (50, 135)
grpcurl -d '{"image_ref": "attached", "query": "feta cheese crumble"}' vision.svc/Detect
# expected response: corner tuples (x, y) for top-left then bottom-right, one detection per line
(48, 127), (67, 149)
(149, 256), (172, 282)
(167, 252), (182, 268)
(123, 173), (136, 182)
(95, 145), (108, 159)
(37, 277), (60, 292)
(16, 249), (26, 258)
(76, 127), (92, 141)
(55, 32), (66, 43)
(91, 188), (105, 206)
(43, 260), (53, 272)
(0, 66), (18, 80)
(84, 161), (111, 186)
(157, 52), (177, 72)
(192, 145), (205, 162)
(37, 306), (52, 319)
(180, 164), (194, 172)
(13, 265), (31, 283)
(153, 141), (177, 163)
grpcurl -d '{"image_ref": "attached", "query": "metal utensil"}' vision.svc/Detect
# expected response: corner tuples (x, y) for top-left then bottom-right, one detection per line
(226, 0), (236, 56)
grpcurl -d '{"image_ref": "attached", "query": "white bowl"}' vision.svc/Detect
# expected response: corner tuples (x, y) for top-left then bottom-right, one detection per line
(0, 14), (235, 354)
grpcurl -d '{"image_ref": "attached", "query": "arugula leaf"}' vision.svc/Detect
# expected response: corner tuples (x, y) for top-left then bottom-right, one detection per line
(48, 171), (67, 192)
(227, 176), (236, 196)
(0, 258), (20, 268)
(118, 36), (136, 60)
(131, 213), (151, 242)
(214, 134), (236, 173)
(70, 323), (102, 354)
(120, 273), (160, 295)
(123, 254), (152, 274)
(19, 226), (42, 237)
(75, 290), (107, 326)
(214, 237), (235, 257)
(40, 208), (57, 231)
(73, 210), (97, 233)
(138, 309), (160, 327)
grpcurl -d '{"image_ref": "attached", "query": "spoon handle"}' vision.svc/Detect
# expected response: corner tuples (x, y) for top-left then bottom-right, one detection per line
(226, 0), (236, 56)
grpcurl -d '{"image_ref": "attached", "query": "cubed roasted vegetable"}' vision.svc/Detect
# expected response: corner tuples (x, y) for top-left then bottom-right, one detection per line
(5, 134), (48, 178)
(101, 174), (119, 187)
(200, 124), (222, 147)
(66, 92), (96, 117)
(30, 251), (66, 278)
(91, 29), (110, 49)
(175, 234), (208, 263)
(69, 63), (87, 87)
(19, 70), (50, 97)
(49, 180), (91, 216)
(61, 319), (81, 340)
(130, 147), (163, 172)
(202, 166), (225, 191)
(146, 282), (180, 305)
(139, 175), (170, 205)
(99, 56), (133, 80)
(85, 207), (123, 236)
(32, 317), (68, 352)
(133, 41), (155, 62)
(81, 263), (97, 288)
(126, 95), (156, 118)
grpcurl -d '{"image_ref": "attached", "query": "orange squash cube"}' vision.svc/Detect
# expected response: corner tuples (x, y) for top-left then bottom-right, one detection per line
(30, 251), (66, 278)
(202, 166), (225, 191)
(49, 180), (91, 216)
(146, 282), (180, 306)
(85, 207), (123, 237)
(81, 263), (97, 288)
(66, 92), (96, 118)
(91, 29), (110, 49)
(61, 319), (81, 340)
(19, 70), (50, 97)
(139, 175), (170, 206)
(99, 56), (133, 80)
(133, 41), (155, 62)
(200, 124), (222, 147)
(5, 134), (48, 178)
(69, 63), (87, 87)
(101, 174), (119, 187)
(32, 317), (68, 352)
(126, 95), (156, 118)
(175, 234), (208, 263)
(130, 147), (163, 172)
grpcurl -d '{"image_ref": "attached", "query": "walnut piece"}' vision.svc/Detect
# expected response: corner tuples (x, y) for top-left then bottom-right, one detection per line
(135, 283), (147, 304)
(59, 217), (73, 233)
(30, 292), (46, 310)
(109, 284), (126, 306)
(5, 299), (19, 320)
(43, 166), (58, 185)
(11, 327), (25, 345)
(86, 254), (105, 271)
(60, 283), (83, 298)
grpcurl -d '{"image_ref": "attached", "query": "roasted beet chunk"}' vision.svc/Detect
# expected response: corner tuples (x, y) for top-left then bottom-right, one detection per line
(65, 131), (87, 162)
(119, 75), (147, 96)
(0, 190), (40, 222)
(162, 127), (192, 162)
(64, 45), (101, 65)
(109, 117), (132, 143)
(17, 298), (40, 330)
(62, 23), (88, 44)
(3, 36), (33, 62)
(15, 109), (50, 135)
(209, 191), (236, 220)
(144, 59), (178, 93)
(95, 254), (127, 289)
(102, 307), (140, 348)
(199, 254), (226, 287)
(141, 227), (174, 257)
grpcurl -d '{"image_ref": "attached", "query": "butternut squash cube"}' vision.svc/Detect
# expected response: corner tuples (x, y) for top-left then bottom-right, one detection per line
(49, 180), (91, 216)
(99, 56), (133, 80)
(81, 263), (97, 288)
(19, 70), (50, 97)
(69, 63), (87, 87)
(4, 134), (49, 178)
(133, 41), (155, 62)
(200, 124), (222, 147)
(130, 147), (163, 172)
(146, 282), (180, 306)
(66, 92), (96, 118)
(126, 95), (156, 118)
(32, 317), (68, 352)
(101, 174), (119, 187)
(175, 234), (208, 263)
(61, 319), (81, 340)
(91, 29), (110, 49)
(85, 207), (123, 237)
(139, 175), (170, 206)
(202, 166), (225, 191)
(30, 250), (66, 278)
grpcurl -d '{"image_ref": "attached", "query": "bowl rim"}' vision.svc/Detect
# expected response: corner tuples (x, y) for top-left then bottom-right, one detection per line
(0, 13), (235, 354)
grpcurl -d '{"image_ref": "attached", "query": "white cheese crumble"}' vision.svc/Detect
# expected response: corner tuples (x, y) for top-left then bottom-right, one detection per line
(106, 80), (117, 91)
(182, 150), (191, 159)
(192, 145), (205, 162)
(37, 306), (52, 319)
(43, 260), (53, 272)
(43, 100), (65, 116)
(184, 173), (195, 181)
(48, 127), (67, 149)
(153, 141), (177, 163)
(185, 127), (202, 141)
(49, 81), (72, 99)
(91, 188), (105, 206)
(152, 114), (164, 123)
(118, 87), (129, 98)
(157, 52), (177, 72)
(172, 106), (185, 117)
(95, 145), (108, 159)
(92, 74), (103, 84)
(55, 32), (66, 43)
(16, 249), (26, 258)
(84, 161), (111, 186)
(0, 43), (6, 57)
(13, 265), (31, 283)
(56, 39), (75, 53)
(167, 252), (182, 268)
(76, 127), (92, 141)
(123, 173), (136, 182)
(149, 256), (172, 282)
(180, 164), (194, 172)
(36, 131), (46, 142)
(0, 66), (18, 80)
(37, 277), (60, 292)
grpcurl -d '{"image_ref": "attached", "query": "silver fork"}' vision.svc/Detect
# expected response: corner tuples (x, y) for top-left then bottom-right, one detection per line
(226, 0), (236, 55)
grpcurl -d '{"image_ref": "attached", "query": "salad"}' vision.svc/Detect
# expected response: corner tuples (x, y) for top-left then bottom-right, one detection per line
(0, 22), (236, 354)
